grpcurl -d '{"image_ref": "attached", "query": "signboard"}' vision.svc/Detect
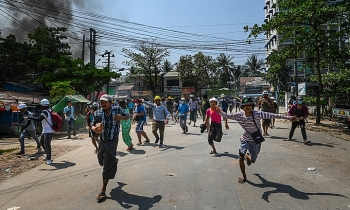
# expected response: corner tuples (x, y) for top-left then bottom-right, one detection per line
(131, 91), (151, 96)
(164, 86), (180, 92)
(298, 83), (306, 96)
(182, 88), (195, 93)
(243, 86), (263, 94)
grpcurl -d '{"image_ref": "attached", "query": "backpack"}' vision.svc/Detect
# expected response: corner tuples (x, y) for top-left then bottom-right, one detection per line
(44, 110), (63, 132)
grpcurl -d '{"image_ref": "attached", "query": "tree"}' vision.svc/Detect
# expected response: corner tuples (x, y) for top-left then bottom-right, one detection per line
(232, 65), (244, 95)
(40, 57), (120, 98)
(176, 52), (214, 95)
(246, 0), (350, 124)
(215, 53), (235, 88)
(244, 54), (265, 77)
(162, 59), (174, 73)
(0, 34), (34, 83)
(121, 41), (169, 96)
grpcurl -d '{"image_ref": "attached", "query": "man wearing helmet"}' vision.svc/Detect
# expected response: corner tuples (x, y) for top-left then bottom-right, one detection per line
(216, 97), (298, 183)
(143, 95), (171, 145)
(86, 102), (100, 154)
(188, 94), (198, 127)
(26, 99), (55, 165)
(257, 91), (274, 135)
(16, 103), (41, 155)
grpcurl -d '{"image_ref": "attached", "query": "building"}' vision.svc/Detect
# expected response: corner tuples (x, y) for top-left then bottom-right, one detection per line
(162, 70), (181, 98)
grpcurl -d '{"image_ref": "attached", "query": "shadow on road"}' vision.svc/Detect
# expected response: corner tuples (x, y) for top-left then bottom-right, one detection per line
(221, 152), (239, 159)
(267, 136), (287, 140)
(247, 173), (347, 202)
(109, 182), (162, 209)
(39, 160), (76, 171)
(159, 144), (185, 151)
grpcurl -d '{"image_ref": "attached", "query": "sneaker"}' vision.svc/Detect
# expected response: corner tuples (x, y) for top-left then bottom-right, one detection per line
(155, 138), (160, 144)
(159, 141), (163, 145)
(46, 160), (52, 165)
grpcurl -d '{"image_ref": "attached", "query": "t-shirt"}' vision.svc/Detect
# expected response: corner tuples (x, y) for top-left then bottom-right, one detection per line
(178, 103), (189, 119)
(221, 100), (228, 110)
(41, 110), (54, 133)
(206, 108), (221, 124)
(135, 105), (146, 122)
(128, 102), (134, 109)
(201, 100), (210, 114)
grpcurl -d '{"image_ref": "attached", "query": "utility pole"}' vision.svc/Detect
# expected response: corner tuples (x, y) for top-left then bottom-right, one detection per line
(89, 28), (96, 68)
(81, 34), (85, 62)
(102, 50), (114, 95)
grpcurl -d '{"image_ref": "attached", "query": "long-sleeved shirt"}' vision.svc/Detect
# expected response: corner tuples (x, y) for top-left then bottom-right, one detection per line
(143, 101), (171, 121)
(220, 111), (291, 142)
(288, 104), (309, 118)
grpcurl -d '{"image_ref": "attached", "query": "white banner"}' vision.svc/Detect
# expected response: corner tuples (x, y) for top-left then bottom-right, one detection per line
(298, 83), (306, 96)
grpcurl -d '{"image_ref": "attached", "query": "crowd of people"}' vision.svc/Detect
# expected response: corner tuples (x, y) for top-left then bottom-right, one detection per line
(14, 90), (309, 201)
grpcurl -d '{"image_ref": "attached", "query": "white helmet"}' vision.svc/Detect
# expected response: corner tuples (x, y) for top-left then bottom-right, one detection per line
(209, 97), (218, 103)
(18, 103), (27, 109)
(263, 90), (269, 95)
(181, 97), (185, 101)
(190, 94), (194, 98)
(221, 94), (225, 98)
(40, 99), (50, 106)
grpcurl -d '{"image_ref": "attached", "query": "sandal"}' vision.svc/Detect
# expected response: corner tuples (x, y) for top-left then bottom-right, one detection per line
(126, 147), (133, 151)
(304, 140), (311, 145)
(283, 138), (292, 141)
(143, 140), (150, 143)
(136, 142), (142, 146)
(210, 151), (217, 154)
(238, 177), (247, 183)
(96, 192), (106, 200)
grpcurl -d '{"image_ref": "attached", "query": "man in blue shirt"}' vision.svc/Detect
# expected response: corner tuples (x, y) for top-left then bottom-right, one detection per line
(178, 97), (189, 134)
(91, 94), (129, 201)
(133, 99), (151, 145)
(63, 100), (76, 139)
(143, 96), (171, 145)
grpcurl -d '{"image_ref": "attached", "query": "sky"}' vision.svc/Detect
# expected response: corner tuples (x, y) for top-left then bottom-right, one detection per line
(102, 0), (265, 70)
(0, 0), (265, 73)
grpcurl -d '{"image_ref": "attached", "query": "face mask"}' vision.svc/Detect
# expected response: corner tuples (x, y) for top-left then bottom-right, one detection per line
(298, 100), (303, 104)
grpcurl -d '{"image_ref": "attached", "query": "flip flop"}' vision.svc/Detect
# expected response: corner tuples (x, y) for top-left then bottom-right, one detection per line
(238, 177), (247, 183)
(210, 151), (217, 154)
(136, 142), (142, 146)
(283, 138), (292, 141)
(304, 140), (311, 145)
(143, 140), (150, 143)
(97, 192), (106, 201)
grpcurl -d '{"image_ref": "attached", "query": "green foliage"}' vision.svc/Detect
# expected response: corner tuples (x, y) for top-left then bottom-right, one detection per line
(215, 53), (235, 88)
(244, 54), (265, 77)
(49, 81), (76, 103)
(121, 41), (169, 96)
(176, 52), (215, 95)
(245, 0), (350, 124)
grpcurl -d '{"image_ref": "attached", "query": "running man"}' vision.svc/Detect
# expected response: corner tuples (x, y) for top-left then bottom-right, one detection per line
(143, 96), (171, 145)
(216, 97), (298, 183)
(257, 91), (274, 135)
(178, 97), (189, 134)
(133, 99), (151, 145)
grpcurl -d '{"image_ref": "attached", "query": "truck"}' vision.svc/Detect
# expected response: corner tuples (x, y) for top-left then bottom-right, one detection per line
(332, 96), (350, 130)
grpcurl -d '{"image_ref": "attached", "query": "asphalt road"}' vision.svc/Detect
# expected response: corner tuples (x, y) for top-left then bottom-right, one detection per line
(1, 116), (349, 210)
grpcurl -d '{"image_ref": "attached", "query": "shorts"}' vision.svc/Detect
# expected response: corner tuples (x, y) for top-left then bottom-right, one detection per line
(239, 140), (261, 162)
(262, 119), (271, 126)
(135, 120), (145, 132)
(89, 130), (99, 138)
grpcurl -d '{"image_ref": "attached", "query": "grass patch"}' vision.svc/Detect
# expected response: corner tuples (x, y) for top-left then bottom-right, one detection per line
(0, 148), (17, 155)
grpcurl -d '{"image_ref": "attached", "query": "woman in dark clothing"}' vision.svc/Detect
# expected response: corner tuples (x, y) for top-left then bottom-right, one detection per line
(285, 96), (310, 144)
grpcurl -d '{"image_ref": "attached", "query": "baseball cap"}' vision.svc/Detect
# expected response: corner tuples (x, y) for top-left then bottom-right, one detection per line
(100, 94), (112, 101)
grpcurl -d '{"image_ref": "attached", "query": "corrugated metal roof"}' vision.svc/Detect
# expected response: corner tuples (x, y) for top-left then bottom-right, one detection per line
(117, 84), (134, 91)
(163, 70), (179, 78)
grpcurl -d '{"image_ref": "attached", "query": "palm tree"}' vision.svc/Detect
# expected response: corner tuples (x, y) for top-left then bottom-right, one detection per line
(245, 54), (265, 77)
(232, 65), (243, 95)
(216, 53), (235, 88)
